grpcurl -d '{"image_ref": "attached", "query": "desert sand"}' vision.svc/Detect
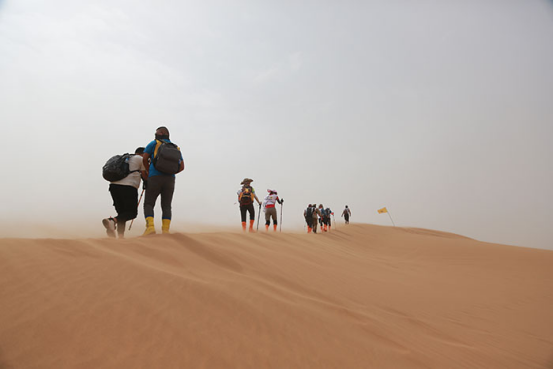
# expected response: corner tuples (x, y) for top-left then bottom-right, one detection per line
(0, 223), (551, 368)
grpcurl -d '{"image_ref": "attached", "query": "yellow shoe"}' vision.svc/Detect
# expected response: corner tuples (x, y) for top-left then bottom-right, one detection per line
(162, 219), (171, 234)
(143, 217), (156, 236)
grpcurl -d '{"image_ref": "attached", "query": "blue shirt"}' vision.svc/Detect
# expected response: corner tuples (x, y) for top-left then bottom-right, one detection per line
(144, 139), (183, 178)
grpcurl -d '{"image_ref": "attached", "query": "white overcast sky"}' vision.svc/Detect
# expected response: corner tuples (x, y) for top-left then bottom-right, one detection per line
(0, 0), (551, 249)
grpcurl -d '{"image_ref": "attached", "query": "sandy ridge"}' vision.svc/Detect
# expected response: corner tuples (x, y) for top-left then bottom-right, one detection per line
(0, 224), (551, 368)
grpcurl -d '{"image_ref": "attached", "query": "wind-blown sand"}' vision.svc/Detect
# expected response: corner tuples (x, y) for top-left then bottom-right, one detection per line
(0, 223), (551, 368)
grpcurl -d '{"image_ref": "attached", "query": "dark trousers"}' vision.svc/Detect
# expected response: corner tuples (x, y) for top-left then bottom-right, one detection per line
(240, 203), (255, 222)
(109, 184), (138, 234)
(144, 175), (175, 220)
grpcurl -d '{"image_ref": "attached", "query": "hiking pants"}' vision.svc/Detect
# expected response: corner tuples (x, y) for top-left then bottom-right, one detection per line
(240, 203), (255, 222)
(344, 214), (350, 223)
(265, 207), (277, 225)
(144, 175), (175, 220)
(109, 184), (138, 222)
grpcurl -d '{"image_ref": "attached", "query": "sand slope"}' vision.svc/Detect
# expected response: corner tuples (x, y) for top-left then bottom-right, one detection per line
(0, 224), (551, 368)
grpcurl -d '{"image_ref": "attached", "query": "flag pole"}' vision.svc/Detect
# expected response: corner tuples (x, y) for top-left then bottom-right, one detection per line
(387, 210), (396, 227)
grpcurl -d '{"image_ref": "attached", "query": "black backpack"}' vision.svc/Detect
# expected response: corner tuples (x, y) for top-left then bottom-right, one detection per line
(153, 140), (182, 175)
(306, 207), (314, 218)
(102, 153), (138, 182)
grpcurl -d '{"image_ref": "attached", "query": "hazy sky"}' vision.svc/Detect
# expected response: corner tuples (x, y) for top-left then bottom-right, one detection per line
(0, 0), (551, 249)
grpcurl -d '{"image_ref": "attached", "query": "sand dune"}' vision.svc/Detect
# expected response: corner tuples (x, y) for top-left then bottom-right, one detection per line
(0, 223), (551, 368)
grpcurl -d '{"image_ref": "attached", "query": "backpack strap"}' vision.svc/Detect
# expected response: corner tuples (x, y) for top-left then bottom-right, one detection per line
(153, 140), (163, 159)
(127, 154), (141, 174)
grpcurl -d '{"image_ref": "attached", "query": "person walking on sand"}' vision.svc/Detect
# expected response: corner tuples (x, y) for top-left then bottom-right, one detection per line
(318, 204), (332, 232)
(263, 189), (283, 231)
(325, 206), (334, 231)
(238, 178), (262, 232)
(142, 126), (184, 236)
(312, 204), (322, 234)
(341, 205), (351, 224)
(304, 204), (314, 233)
(103, 147), (147, 238)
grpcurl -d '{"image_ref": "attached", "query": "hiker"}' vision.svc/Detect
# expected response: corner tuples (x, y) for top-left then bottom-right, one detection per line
(303, 204), (313, 233)
(311, 204), (322, 233)
(341, 205), (351, 224)
(142, 126), (184, 235)
(325, 207), (334, 231)
(304, 204), (321, 234)
(237, 178), (262, 232)
(103, 147), (147, 238)
(263, 189), (283, 231)
(318, 204), (325, 230)
(318, 204), (333, 232)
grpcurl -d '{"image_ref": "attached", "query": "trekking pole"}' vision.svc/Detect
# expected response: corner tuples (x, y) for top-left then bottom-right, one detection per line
(129, 188), (145, 231)
(279, 202), (283, 232)
(256, 203), (262, 231)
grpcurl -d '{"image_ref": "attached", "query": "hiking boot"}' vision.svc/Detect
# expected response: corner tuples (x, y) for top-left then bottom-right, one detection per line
(162, 219), (171, 234)
(143, 217), (156, 236)
(241, 222), (247, 232)
(102, 217), (116, 238)
(249, 219), (255, 232)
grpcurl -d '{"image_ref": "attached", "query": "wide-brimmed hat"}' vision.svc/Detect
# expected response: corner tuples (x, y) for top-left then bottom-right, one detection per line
(241, 178), (253, 185)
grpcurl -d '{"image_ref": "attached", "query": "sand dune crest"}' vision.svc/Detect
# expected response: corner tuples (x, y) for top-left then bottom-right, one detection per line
(0, 224), (551, 368)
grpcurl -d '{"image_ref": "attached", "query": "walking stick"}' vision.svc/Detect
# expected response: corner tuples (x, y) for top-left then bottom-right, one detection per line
(332, 213), (336, 230)
(279, 201), (283, 232)
(129, 189), (145, 231)
(256, 203), (262, 231)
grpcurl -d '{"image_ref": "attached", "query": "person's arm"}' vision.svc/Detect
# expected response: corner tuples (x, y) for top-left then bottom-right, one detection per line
(143, 153), (150, 178)
(253, 190), (261, 205)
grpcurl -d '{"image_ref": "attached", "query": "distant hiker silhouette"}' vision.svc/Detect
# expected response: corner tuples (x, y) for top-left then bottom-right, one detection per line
(341, 205), (351, 224)
(319, 204), (333, 232)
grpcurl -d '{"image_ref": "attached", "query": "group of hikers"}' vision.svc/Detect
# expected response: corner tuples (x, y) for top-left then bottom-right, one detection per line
(237, 178), (283, 232)
(102, 126), (352, 238)
(102, 126), (183, 238)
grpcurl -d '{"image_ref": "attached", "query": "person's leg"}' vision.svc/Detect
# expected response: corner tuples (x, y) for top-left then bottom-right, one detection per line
(247, 204), (255, 231)
(265, 208), (271, 231)
(313, 218), (318, 233)
(160, 177), (175, 233)
(240, 205), (247, 231)
(115, 186), (138, 238)
(270, 208), (278, 231)
(103, 185), (121, 238)
(143, 176), (163, 235)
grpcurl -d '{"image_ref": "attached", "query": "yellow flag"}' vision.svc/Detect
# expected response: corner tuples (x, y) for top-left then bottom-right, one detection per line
(378, 207), (388, 214)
